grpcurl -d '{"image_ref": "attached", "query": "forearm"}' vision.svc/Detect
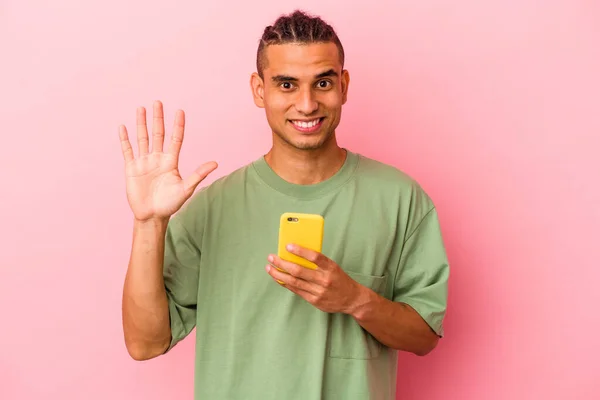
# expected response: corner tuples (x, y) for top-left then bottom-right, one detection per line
(349, 286), (439, 356)
(122, 217), (172, 360)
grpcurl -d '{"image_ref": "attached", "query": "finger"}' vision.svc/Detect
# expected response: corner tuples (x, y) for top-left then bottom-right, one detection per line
(182, 161), (219, 196)
(286, 244), (330, 270)
(151, 100), (165, 153)
(284, 284), (317, 304)
(265, 264), (319, 296)
(267, 254), (317, 282)
(136, 107), (149, 156)
(167, 109), (185, 161)
(119, 125), (134, 163)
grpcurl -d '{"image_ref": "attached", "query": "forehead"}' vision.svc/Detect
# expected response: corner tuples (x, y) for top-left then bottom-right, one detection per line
(263, 42), (341, 78)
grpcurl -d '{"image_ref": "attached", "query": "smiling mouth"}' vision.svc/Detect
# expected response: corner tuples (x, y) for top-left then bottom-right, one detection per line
(289, 117), (325, 133)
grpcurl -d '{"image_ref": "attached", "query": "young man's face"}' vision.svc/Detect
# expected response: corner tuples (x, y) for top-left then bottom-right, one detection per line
(251, 42), (349, 151)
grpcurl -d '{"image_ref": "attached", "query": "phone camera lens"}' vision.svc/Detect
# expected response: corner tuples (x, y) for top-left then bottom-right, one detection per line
(287, 217), (293, 221)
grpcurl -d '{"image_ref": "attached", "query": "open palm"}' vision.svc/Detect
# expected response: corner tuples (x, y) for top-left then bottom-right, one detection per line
(119, 101), (218, 221)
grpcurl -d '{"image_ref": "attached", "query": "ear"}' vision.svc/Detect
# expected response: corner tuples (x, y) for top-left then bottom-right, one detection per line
(250, 72), (265, 108)
(341, 69), (350, 105)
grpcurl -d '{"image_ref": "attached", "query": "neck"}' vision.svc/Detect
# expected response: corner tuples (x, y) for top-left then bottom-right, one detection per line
(264, 135), (347, 185)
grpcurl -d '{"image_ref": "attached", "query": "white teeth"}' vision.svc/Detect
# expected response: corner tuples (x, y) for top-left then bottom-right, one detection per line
(294, 119), (320, 128)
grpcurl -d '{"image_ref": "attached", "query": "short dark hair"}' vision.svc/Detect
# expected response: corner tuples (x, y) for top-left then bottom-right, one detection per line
(256, 10), (345, 79)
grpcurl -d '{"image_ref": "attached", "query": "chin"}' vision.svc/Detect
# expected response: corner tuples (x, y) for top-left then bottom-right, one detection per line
(293, 142), (325, 151)
(288, 134), (331, 151)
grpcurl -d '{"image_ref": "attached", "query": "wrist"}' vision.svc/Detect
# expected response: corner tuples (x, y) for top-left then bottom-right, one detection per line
(134, 216), (169, 230)
(347, 283), (377, 321)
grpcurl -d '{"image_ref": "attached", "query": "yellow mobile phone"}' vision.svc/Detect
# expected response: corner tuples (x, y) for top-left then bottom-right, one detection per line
(277, 212), (324, 270)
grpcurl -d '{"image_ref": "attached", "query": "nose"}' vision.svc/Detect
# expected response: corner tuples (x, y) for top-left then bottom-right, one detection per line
(294, 87), (319, 115)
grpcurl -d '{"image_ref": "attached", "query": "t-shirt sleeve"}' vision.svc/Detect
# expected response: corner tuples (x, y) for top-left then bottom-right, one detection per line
(162, 215), (201, 351)
(393, 207), (449, 337)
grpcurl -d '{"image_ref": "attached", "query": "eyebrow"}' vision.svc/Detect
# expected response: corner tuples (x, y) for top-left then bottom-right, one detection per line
(271, 69), (338, 83)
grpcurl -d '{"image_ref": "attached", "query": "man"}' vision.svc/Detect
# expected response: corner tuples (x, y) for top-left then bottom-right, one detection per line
(119, 9), (449, 400)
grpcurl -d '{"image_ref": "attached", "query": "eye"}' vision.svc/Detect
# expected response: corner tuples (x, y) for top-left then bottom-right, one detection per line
(280, 82), (294, 90)
(317, 80), (332, 89)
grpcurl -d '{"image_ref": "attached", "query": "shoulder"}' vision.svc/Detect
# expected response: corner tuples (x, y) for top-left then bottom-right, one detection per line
(200, 162), (252, 200)
(355, 153), (431, 198)
(172, 161), (253, 222)
(353, 152), (436, 224)
(355, 154), (413, 181)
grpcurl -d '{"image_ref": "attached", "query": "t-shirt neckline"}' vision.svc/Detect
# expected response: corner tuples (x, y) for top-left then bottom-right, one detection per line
(252, 148), (359, 199)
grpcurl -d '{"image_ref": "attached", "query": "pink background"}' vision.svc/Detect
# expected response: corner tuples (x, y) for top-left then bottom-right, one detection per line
(1, 1), (599, 399)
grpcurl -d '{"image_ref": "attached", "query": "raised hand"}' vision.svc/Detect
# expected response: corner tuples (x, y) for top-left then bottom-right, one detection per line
(119, 101), (218, 222)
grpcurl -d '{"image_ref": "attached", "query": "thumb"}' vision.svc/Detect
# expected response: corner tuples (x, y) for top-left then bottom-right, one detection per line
(183, 161), (218, 196)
